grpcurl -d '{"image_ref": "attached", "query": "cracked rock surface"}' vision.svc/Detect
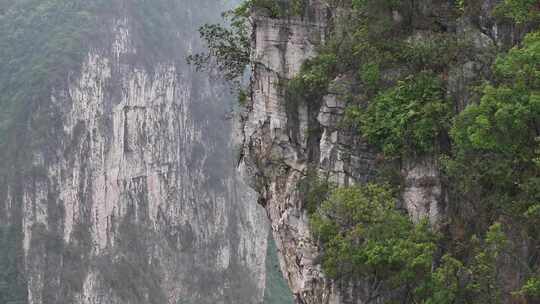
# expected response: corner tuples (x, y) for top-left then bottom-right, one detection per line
(238, 0), (521, 303)
(1, 1), (269, 303)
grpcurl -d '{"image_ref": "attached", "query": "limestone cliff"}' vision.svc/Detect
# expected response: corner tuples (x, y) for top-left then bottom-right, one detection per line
(238, 0), (526, 303)
(239, 3), (334, 302)
(0, 1), (269, 303)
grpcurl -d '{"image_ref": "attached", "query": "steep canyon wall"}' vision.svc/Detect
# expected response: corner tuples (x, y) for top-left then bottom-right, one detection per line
(238, 0), (526, 303)
(0, 1), (270, 303)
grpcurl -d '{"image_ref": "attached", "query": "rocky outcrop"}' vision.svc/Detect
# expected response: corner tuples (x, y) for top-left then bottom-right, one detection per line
(238, 2), (336, 303)
(238, 0), (523, 303)
(0, 1), (269, 303)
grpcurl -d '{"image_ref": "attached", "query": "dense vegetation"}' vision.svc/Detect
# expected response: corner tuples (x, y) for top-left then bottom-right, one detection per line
(310, 184), (438, 302)
(317, 0), (539, 301)
(193, 0), (540, 302)
(308, 182), (510, 303)
(186, 4), (251, 87)
(354, 72), (451, 157)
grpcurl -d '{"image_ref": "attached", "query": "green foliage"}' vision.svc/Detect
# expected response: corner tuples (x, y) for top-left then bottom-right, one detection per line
(242, 0), (284, 18)
(358, 62), (380, 91)
(188, 0), (306, 92)
(421, 223), (509, 304)
(335, 2), (458, 159)
(311, 190), (512, 302)
(289, 0), (307, 16)
(423, 255), (467, 304)
(310, 184), (438, 301)
(238, 89), (249, 106)
(400, 33), (464, 72)
(445, 35), (540, 302)
(456, 0), (466, 13)
(285, 54), (338, 104)
(325, 0), (467, 92)
(466, 223), (508, 303)
(326, 0), (405, 73)
(494, 0), (540, 23)
(520, 276), (540, 299)
(237, 0), (305, 18)
(187, 9), (250, 86)
(307, 183), (511, 303)
(448, 30), (540, 219)
(495, 31), (540, 89)
(358, 72), (451, 157)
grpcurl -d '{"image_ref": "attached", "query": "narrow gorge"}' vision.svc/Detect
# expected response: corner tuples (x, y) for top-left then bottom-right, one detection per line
(1, 0), (539, 304)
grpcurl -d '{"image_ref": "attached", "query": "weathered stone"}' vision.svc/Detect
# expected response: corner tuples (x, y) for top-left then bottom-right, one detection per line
(1, 2), (269, 303)
(238, 1), (525, 303)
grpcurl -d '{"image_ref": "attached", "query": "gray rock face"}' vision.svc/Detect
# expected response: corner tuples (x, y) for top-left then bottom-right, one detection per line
(238, 1), (522, 303)
(239, 2), (341, 303)
(238, 6), (377, 300)
(0, 1), (269, 303)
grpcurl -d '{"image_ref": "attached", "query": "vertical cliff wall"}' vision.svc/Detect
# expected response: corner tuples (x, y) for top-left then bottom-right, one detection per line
(238, 0), (526, 303)
(0, 1), (269, 303)
(239, 2), (334, 302)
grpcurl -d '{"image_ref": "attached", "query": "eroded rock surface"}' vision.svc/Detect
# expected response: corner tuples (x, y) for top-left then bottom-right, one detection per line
(1, 2), (269, 304)
(238, 1), (521, 303)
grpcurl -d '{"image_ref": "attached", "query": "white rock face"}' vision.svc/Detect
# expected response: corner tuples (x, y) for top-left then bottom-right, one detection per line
(240, 3), (341, 303)
(5, 4), (269, 304)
